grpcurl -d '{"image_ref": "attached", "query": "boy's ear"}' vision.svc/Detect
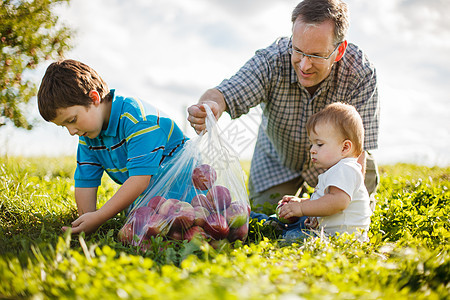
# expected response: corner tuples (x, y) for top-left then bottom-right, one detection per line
(334, 40), (348, 62)
(342, 139), (352, 156)
(88, 90), (101, 105)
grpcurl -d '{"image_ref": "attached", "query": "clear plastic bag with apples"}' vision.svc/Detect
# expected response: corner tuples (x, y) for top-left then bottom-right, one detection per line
(118, 104), (250, 249)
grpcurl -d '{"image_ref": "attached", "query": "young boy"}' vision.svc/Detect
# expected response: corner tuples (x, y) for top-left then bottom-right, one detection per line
(278, 102), (372, 241)
(38, 59), (187, 234)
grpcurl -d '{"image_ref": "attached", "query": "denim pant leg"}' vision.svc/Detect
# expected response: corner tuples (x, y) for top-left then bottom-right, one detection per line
(281, 216), (317, 241)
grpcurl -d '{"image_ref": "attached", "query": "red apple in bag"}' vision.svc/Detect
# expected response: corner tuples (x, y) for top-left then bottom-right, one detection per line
(118, 223), (134, 244)
(206, 185), (232, 211)
(192, 164), (217, 190)
(185, 226), (208, 242)
(227, 223), (249, 242)
(144, 214), (170, 237)
(225, 202), (248, 228)
(194, 206), (210, 227)
(132, 206), (155, 235)
(158, 198), (181, 215)
(147, 195), (166, 212)
(170, 201), (195, 231)
(204, 213), (229, 240)
(191, 194), (213, 211)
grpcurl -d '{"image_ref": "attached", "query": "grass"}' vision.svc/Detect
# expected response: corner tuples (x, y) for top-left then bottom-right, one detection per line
(0, 156), (449, 299)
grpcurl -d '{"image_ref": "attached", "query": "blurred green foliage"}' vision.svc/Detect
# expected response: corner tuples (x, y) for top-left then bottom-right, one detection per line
(1, 0), (72, 129)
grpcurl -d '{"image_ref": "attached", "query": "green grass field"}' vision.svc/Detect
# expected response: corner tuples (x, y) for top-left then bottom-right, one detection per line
(0, 156), (449, 299)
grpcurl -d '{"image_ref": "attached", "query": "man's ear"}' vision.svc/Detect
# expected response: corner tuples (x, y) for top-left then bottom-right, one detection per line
(334, 40), (348, 62)
(88, 90), (101, 105)
(342, 139), (353, 156)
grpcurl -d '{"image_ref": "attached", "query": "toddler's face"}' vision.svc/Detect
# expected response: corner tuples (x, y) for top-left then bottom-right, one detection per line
(309, 122), (346, 169)
(52, 103), (105, 139)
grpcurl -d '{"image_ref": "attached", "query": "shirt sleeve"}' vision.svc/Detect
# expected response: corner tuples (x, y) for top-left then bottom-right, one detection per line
(323, 162), (361, 200)
(74, 139), (104, 188)
(346, 56), (380, 151)
(122, 117), (169, 177)
(216, 50), (274, 119)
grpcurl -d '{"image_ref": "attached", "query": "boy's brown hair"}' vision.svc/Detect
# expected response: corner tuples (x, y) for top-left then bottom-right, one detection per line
(38, 59), (111, 121)
(306, 102), (364, 156)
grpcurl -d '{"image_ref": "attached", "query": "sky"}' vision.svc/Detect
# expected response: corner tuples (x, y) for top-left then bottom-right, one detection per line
(1, 0), (449, 167)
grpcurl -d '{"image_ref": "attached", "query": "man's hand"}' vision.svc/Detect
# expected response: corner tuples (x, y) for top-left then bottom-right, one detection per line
(187, 89), (227, 134)
(187, 101), (221, 133)
(62, 211), (104, 234)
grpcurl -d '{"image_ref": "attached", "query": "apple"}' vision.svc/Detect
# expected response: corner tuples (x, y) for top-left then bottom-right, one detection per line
(227, 223), (249, 242)
(170, 201), (195, 231)
(144, 214), (170, 237)
(168, 228), (184, 240)
(184, 226), (208, 242)
(131, 206), (155, 234)
(225, 202), (248, 228)
(276, 202), (300, 224)
(206, 185), (232, 211)
(192, 164), (217, 190)
(118, 223), (134, 244)
(158, 198), (181, 215)
(190, 194), (213, 211)
(204, 213), (229, 240)
(194, 206), (210, 227)
(147, 195), (166, 212)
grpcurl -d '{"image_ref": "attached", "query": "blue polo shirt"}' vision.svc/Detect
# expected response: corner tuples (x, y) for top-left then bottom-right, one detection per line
(74, 89), (187, 188)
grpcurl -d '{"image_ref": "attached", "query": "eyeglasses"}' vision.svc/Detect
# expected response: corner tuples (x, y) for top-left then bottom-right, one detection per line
(288, 37), (341, 65)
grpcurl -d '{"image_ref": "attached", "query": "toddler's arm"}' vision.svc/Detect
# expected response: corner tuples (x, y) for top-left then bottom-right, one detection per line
(278, 186), (350, 219)
(64, 175), (152, 234)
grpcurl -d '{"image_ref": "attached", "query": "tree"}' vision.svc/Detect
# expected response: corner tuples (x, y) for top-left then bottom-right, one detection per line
(1, 0), (73, 129)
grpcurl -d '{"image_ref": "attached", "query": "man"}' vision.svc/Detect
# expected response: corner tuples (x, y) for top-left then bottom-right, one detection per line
(187, 0), (379, 210)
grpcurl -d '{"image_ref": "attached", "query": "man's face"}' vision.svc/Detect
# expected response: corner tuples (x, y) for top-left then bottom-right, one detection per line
(291, 19), (340, 94)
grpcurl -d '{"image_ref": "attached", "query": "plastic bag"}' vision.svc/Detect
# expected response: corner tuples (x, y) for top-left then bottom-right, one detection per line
(118, 104), (250, 249)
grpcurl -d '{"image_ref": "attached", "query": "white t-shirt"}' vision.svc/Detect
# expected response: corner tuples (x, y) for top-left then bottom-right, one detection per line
(310, 157), (372, 240)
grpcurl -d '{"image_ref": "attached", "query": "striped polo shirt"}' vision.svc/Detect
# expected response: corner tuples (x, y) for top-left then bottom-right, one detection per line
(74, 90), (187, 188)
(217, 37), (379, 193)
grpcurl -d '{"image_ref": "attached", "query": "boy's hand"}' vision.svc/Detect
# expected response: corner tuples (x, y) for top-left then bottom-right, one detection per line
(62, 211), (103, 234)
(278, 201), (304, 219)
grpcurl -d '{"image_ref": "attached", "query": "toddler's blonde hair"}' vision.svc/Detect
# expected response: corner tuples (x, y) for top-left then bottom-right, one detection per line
(306, 102), (364, 156)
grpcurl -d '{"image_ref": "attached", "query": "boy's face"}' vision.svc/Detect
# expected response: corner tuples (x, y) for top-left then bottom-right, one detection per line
(52, 102), (106, 139)
(309, 122), (348, 169)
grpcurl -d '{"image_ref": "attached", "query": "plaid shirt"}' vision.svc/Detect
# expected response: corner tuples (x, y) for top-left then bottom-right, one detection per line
(217, 37), (379, 193)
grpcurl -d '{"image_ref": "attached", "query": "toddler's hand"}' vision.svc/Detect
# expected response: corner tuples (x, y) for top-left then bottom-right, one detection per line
(278, 201), (304, 219)
(278, 195), (307, 206)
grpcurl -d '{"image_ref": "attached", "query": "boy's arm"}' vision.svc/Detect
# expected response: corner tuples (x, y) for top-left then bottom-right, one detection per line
(279, 186), (351, 219)
(75, 187), (98, 215)
(64, 175), (152, 234)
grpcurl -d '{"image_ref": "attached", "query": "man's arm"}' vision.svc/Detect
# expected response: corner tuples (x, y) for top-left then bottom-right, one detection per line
(187, 88), (227, 134)
(64, 175), (152, 234)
